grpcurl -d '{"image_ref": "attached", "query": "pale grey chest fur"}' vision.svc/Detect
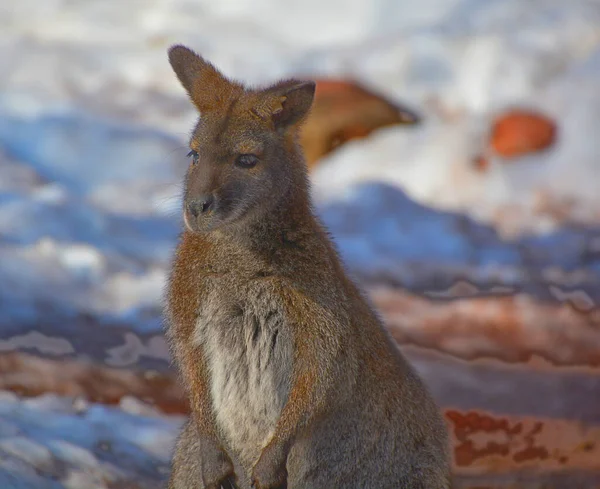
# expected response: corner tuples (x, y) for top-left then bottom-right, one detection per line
(194, 277), (293, 467)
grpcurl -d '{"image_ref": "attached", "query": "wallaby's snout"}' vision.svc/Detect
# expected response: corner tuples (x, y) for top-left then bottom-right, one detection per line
(187, 194), (214, 217)
(182, 149), (222, 232)
(184, 192), (215, 232)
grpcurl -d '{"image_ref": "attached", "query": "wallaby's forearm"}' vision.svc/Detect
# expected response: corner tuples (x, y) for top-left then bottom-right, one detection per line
(251, 321), (340, 488)
(264, 297), (342, 455)
(178, 344), (220, 437)
(271, 357), (325, 451)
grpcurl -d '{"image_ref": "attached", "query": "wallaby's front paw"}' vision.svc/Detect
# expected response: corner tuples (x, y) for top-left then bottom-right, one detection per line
(200, 438), (237, 489)
(251, 441), (288, 489)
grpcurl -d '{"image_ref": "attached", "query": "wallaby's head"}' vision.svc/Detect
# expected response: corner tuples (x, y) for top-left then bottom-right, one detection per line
(168, 45), (315, 234)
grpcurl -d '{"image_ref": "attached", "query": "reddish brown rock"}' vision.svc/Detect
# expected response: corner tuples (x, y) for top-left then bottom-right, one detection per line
(449, 411), (600, 489)
(490, 109), (557, 158)
(300, 79), (419, 168)
(0, 352), (187, 414)
(372, 287), (600, 366)
(446, 410), (600, 473)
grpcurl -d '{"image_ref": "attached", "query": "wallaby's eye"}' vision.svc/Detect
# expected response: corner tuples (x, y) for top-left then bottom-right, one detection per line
(187, 150), (199, 165)
(235, 154), (259, 169)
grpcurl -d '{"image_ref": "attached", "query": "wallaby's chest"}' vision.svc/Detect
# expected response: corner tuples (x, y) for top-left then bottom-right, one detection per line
(194, 277), (293, 467)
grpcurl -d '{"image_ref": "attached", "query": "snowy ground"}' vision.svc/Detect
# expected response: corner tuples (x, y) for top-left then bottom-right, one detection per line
(0, 390), (181, 489)
(2, 0), (600, 486)
(1, 0), (600, 340)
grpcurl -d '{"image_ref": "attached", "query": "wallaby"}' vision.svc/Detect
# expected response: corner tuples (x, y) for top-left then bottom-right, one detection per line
(164, 44), (451, 489)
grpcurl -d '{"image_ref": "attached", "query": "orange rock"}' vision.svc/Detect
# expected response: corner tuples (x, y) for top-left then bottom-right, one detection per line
(490, 109), (557, 158)
(300, 79), (419, 168)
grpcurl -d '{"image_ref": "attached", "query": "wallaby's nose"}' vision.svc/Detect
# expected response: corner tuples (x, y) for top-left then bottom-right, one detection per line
(187, 195), (214, 217)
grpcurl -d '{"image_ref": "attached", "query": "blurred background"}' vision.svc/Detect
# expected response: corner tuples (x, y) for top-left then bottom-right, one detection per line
(1, 0), (600, 487)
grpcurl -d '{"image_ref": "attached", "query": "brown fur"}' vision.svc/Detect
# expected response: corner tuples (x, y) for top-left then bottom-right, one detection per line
(164, 44), (451, 489)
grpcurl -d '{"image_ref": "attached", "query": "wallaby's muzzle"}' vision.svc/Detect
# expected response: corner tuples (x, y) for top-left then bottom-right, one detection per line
(187, 195), (214, 217)
(183, 191), (220, 233)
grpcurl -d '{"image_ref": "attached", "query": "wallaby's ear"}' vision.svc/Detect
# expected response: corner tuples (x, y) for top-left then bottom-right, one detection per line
(168, 44), (238, 112)
(262, 80), (316, 130)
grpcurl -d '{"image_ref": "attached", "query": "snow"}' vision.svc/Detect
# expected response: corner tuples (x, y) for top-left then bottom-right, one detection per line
(0, 0), (599, 337)
(318, 182), (600, 293)
(0, 391), (182, 488)
(0, 113), (184, 334)
(2, 0), (600, 484)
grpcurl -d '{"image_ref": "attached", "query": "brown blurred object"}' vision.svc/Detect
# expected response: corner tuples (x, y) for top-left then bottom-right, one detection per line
(300, 79), (420, 168)
(473, 154), (490, 172)
(490, 109), (557, 158)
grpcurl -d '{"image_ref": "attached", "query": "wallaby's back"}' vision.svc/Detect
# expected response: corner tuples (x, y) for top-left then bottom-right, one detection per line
(165, 44), (451, 489)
